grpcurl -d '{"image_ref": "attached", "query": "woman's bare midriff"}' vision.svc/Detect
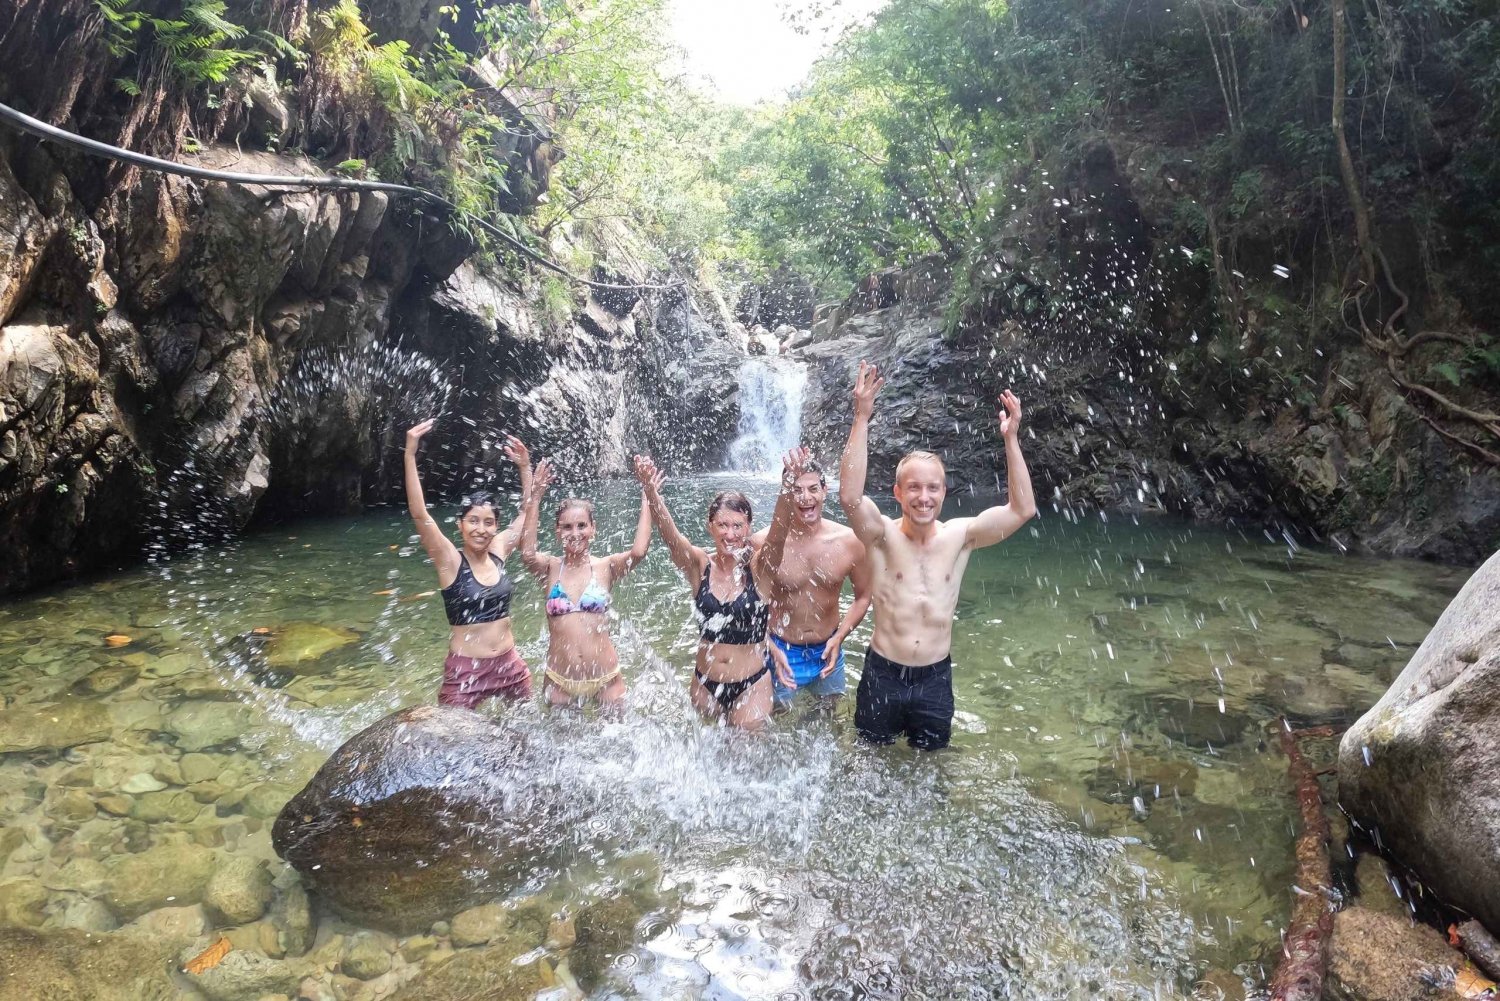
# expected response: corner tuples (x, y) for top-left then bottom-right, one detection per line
(546, 615), (620, 679)
(695, 641), (766, 683)
(448, 620), (516, 659)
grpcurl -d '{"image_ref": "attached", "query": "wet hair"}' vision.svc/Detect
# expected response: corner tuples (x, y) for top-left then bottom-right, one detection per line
(895, 450), (947, 484)
(554, 497), (596, 525)
(793, 458), (827, 486)
(458, 491), (500, 519)
(707, 490), (753, 525)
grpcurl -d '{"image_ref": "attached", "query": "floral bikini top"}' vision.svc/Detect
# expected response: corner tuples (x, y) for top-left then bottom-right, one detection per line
(545, 567), (612, 616)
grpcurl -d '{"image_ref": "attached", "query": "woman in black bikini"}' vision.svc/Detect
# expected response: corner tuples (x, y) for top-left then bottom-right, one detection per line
(633, 455), (793, 731)
(405, 418), (536, 709)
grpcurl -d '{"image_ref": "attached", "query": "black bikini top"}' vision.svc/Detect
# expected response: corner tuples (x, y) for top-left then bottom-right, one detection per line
(694, 561), (768, 646)
(441, 553), (513, 625)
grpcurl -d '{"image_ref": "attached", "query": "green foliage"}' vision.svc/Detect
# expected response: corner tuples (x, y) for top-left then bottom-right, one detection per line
(95, 0), (258, 86)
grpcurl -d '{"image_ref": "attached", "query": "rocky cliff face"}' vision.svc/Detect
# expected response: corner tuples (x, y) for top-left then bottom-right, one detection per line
(796, 244), (1500, 563)
(0, 135), (744, 595)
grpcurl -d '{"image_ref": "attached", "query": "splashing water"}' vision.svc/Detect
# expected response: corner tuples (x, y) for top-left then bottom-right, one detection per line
(0, 475), (1466, 999)
(727, 356), (808, 472)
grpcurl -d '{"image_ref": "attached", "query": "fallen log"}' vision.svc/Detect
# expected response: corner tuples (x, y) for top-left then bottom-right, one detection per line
(1270, 720), (1338, 1001)
(1457, 920), (1500, 982)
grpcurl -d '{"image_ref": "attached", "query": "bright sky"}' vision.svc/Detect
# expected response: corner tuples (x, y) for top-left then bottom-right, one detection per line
(669, 0), (888, 106)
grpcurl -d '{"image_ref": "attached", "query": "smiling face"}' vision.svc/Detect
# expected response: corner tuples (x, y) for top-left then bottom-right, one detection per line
(790, 471), (827, 526)
(458, 504), (499, 551)
(706, 492), (754, 558)
(894, 455), (947, 526)
(554, 501), (596, 556)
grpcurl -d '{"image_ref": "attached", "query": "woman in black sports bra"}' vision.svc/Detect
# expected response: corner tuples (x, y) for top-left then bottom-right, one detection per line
(405, 418), (539, 709)
(634, 455), (793, 731)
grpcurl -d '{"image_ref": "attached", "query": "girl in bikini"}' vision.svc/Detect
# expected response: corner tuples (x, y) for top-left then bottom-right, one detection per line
(404, 419), (536, 709)
(633, 455), (794, 731)
(518, 458), (656, 708)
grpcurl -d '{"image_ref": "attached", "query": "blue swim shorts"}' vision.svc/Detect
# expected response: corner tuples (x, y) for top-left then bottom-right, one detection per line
(770, 633), (847, 706)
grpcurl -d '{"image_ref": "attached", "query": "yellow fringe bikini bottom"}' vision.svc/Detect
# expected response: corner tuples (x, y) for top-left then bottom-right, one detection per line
(544, 668), (622, 699)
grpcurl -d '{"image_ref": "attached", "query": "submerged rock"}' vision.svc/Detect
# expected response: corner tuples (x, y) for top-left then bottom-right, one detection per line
(387, 942), (552, 1000)
(1338, 549), (1500, 931)
(0, 699), (111, 754)
(0, 928), (184, 1001)
(263, 622), (360, 669)
(272, 705), (567, 934)
(102, 840), (220, 919)
(163, 701), (256, 751)
(1328, 906), (1460, 1001)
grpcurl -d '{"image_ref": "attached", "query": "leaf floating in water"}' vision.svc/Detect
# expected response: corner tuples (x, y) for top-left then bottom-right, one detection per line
(183, 937), (231, 975)
(103, 634), (132, 647)
(251, 627), (273, 636)
(399, 590), (436, 603)
(372, 589), (397, 596)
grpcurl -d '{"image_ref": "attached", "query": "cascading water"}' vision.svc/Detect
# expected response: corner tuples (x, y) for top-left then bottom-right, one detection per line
(726, 355), (808, 471)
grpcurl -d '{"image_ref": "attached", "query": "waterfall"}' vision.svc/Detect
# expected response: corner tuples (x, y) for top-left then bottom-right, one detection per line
(726, 356), (808, 471)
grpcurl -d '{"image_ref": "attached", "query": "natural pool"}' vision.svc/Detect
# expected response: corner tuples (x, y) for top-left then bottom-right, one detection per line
(0, 475), (1471, 999)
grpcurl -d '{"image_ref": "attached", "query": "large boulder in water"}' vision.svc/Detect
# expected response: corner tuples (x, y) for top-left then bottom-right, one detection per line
(272, 705), (565, 934)
(1337, 548), (1500, 931)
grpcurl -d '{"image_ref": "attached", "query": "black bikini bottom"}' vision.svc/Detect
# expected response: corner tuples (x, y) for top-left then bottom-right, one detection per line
(695, 662), (771, 714)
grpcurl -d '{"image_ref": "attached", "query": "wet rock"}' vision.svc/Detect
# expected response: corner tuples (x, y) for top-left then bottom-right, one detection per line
(341, 931), (393, 979)
(450, 903), (510, 947)
(1353, 852), (1410, 920)
(0, 699), (112, 754)
(1328, 906), (1459, 1001)
(0, 928), (184, 1001)
(570, 895), (641, 992)
(102, 840), (219, 919)
(205, 856), (273, 925)
(1145, 695), (1253, 749)
(272, 706), (567, 934)
(45, 789), (98, 824)
(70, 663), (138, 696)
(386, 942), (552, 1001)
(56, 896), (118, 933)
(1086, 753), (1197, 805)
(0, 879), (49, 929)
(269, 878), (314, 957)
(240, 784), (290, 820)
(401, 935), (440, 962)
(1338, 549), (1500, 931)
(96, 794), (133, 816)
(263, 623), (360, 669)
(546, 916), (575, 950)
(119, 903), (211, 941)
(164, 701), (256, 751)
(122, 772), (168, 794)
(179, 937), (302, 1001)
(181, 753), (224, 784)
(131, 790), (204, 824)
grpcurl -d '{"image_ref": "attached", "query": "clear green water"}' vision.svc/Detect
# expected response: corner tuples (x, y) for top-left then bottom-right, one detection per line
(0, 474), (1469, 998)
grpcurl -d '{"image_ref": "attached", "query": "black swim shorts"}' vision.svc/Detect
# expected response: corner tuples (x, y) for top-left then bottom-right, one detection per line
(853, 646), (954, 750)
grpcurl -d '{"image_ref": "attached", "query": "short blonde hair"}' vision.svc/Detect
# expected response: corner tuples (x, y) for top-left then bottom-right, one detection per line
(895, 450), (946, 484)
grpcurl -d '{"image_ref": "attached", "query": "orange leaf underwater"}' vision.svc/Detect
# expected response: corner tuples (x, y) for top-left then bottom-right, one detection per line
(1457, 964), (1499, 999)
(103, 634), (132, 647)
(182, 937), (231, 975)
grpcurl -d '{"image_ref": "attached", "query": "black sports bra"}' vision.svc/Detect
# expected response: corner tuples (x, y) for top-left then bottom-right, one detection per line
(441, 553), (513, 625)
(694, 561), (768, 646)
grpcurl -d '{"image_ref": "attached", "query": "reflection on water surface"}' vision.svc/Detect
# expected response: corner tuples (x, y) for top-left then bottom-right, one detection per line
(0, 475), (1468, 998)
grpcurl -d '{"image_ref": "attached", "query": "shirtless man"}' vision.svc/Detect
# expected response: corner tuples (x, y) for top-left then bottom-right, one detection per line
(838, 361), (1037, 749)
(753, 446), (872, 713)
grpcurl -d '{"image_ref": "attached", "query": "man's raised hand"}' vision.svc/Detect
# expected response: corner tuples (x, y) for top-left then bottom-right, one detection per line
(852, 361), (884, 421)
(781, 445), (812, 485)
(999, 391), (1023, 442)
